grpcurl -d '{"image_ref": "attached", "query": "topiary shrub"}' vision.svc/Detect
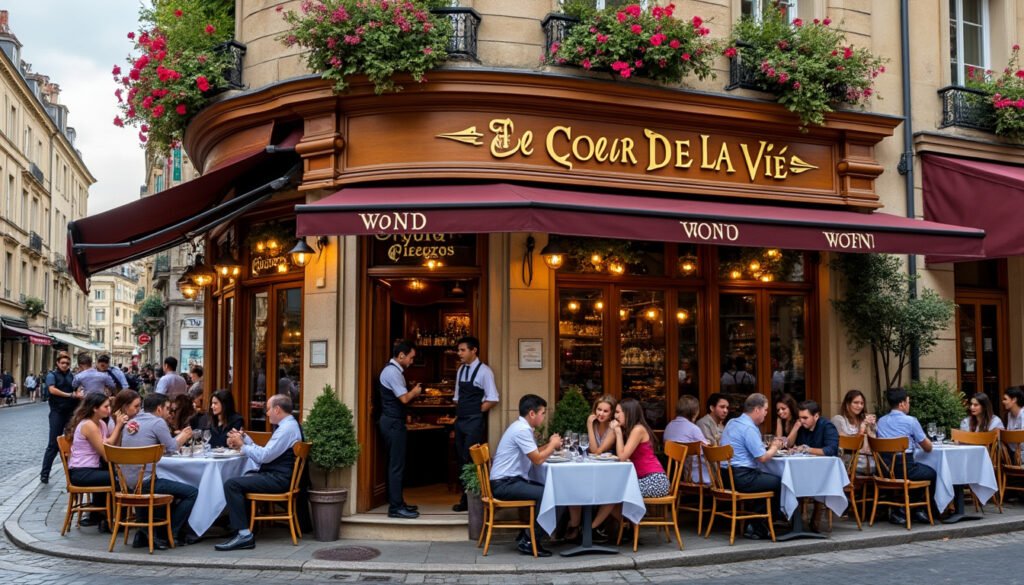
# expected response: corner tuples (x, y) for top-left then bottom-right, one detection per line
(906, 376), (965, 437)
(303, 384), (360, 486)
(548, 386), (591, 436)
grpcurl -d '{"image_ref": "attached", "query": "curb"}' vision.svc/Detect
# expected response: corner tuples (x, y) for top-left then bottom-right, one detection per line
(6, 473), (1024, 575)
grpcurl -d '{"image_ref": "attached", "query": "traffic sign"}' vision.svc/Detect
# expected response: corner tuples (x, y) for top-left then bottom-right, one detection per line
(138, 334), (152, 346)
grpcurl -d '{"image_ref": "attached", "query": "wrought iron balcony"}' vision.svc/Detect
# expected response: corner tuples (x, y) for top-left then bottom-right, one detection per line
(29, 162), (44, 185)
(154, 253), (171, 275)
(432, 7), (481, 61)
(541, 12), (580, 58)
(53, 253), (67, 274)
(726, 43), (762, 91)
(28, 231), (42, 253)
(938, 85), (996, 132)
(212, 40), (246, 91)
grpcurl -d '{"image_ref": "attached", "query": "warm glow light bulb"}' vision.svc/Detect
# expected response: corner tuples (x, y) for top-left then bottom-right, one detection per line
(748, 260), (761, 272)
(277, 263), (288, 273)
(255, 242), (265, 253)
(544, 254), (564, 269)
(567, 300), (580, 312)
(766, 248), (781, 258)
(677, 310), (689, 323)
(729, 268), (742, 279)
(760, 274), (774, 282)
(608, 262), (625, 275)
(594, 301), (604, 311)
(590, 253), (603, 264)
(680, 260), (696, 274)
(645, 308), (657, 320)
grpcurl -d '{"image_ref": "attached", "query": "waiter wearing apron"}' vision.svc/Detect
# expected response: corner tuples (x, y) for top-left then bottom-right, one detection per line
(378, 340), (423, 519)
(452, 336), (500, 512)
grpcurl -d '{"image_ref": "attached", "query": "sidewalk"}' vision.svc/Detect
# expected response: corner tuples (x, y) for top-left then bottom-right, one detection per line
(7, 472), (1024, 576)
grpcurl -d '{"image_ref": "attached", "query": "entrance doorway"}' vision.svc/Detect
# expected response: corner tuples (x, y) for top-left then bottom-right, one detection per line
(362, 277), (481, 512)
(955, 260), (1009, 415)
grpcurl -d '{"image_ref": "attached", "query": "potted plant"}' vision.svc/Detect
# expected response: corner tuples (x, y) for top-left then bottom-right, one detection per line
(965, 45), (1024, 140)
(549, 2), (718, 84)
(548, 386), (592, 436)
(907, 377), (966, 438)
(114, 0), (238, 153)
(303, 384), (360, 541)
(726, 6), (886, 127)
(460, 462), (483, 540)
(279, 0), (454, 94)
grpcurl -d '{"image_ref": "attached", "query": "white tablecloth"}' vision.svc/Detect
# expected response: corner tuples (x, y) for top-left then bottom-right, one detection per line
(759, 455), (850, 519)
(917, 444), (998, 511)
(157, 454), (256, 535)
(537, 461), (646, 536)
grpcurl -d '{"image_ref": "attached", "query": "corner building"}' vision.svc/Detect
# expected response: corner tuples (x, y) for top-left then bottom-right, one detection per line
(68, 1), (1019, 538)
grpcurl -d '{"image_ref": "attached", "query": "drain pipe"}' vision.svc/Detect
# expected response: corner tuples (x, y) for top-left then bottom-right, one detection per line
(897, 0), (921, 382)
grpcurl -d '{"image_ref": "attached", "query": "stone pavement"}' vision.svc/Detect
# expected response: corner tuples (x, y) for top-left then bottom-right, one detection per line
(9, 462), (1024, 577)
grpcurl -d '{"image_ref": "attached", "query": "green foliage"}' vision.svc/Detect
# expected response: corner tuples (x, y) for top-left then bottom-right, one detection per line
(132, 294), (166, 336)
(558, 0), (598, 21)
(965, 45), (1024, 140)
(548, 386), (591, 436)
(460, 463), (480, 495)
(280, 0), (453, 94)
(728, 7), (886, 127)
(907, 376), (966, 437)
(116, 0), (236, 153)
(303, 385), (361, 485)
(831, 254), (955, 406)
(550, 2), (719, 84)
(23, 296), (44, 318)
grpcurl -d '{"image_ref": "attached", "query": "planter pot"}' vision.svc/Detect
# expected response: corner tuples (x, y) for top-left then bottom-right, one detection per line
(466, 491), (484, 541)
(309, 487), (348, 542)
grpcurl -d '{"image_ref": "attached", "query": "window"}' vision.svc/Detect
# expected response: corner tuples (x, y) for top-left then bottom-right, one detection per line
(30, 265), (36, 296)
(43, 271), (48, 306)
(115, 307), (121, 317)
(94, 328), (105, 343)
(742, 0), (798, 21)
(950, 0), (988, 85)
(3, 252), (10, 296)
(20, 189), (27, 226)
(95, 308), (106, 321)
(115, 330), (121, 342)
(7, 105), (14, 139)
(94, 289), (105, 300)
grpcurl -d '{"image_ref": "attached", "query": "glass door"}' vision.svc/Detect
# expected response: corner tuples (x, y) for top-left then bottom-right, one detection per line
(957, 294), (1008, 413)
(557, 288), (606, 404)
(248, 289), (270, 431)
(275, 287), (302, 410)
(619, 289), (667, 427)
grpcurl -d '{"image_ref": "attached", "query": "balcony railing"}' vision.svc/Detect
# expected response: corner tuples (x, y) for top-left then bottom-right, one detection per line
(212, 40), (247, 91)
(938, 85), (996, 132)
(28, 231), (42, 253)
(432, 7), (481, 61)
(726, 43), (762, 91)
(53, 253), (67, 274)
(154, 254), (171, 275)
(541, 13), (579, 58)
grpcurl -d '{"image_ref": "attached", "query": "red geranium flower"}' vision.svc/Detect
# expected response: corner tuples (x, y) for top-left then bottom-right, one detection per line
(176, 103), (187, 115)
(195, 75), (210, 92)
(174, 9), (183, 18)
(113, 116), (124, 127)
(112, 65), (121, 76)
(205, 24), (216, 35)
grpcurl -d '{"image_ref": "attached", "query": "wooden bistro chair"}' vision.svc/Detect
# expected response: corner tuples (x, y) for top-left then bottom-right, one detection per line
(104, 444), (175, 553)
(950, 428), (1002, 513)
(469, 443), (539, 557)
(618, 441), (686, 552)
(247, 431), (273, 447)
(999, 429), (1024, 502)
(247, 441), (311, 545)
(56, 435), (112, 536)
(677, 440), (709, 535)
(866, 436), (934, 530)
(702, 444), (776, 545)
(837, 434), (865, 530)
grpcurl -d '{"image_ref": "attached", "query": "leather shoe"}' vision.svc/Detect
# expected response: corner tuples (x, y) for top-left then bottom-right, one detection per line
(591, 526), (610, 544)
(39, 474), (48, 484)
(912, 510), (932, 524)
(402, 503), (419, 512)
(132, 532), (169, 550)
(78, 515), (99, 527)
(451, 502), (468, 512)
(889, 511), (908, 526)
(388, 507), (420, 519)
(516, 538), (552, 557)
(98, 520), (112, 534)
(179, 532), (202, 545)
(214, 532), (256, 551)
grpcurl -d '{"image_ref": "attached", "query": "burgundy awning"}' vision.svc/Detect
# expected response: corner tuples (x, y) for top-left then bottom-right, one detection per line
(296, 183), (985, 257)
(1, 322), (52, 345)
(923, 154), (1024, 262)
(68, 125), (301, 291)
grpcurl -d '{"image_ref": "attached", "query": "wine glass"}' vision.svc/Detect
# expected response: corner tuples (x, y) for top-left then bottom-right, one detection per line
(580, 434), (590, 457)
(927, 422), (938, 441)
(763, 433), (775, 449)
(935, 427), (946, 444)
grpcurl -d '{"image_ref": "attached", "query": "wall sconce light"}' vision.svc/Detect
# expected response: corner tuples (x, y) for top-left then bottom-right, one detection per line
(540, 237), (567, 270)
(214, 236), (242, 279)
(185, 254), (216, 287)
(288, 236), (329, 268)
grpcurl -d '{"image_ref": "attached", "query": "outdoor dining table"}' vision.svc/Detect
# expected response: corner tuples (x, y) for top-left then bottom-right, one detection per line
(536, 458), (646, 557)
(759, 453), (850, 541)
(157, 451), (256, 536)
(917, 443), (998, 523)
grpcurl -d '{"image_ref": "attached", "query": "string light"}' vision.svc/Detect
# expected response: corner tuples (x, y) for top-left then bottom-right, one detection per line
(676, 309), (690, 323)
(608, 261), (625, 276)
(567, 300), (580, 312)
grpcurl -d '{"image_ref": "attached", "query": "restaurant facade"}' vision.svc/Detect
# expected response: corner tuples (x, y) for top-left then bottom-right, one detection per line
(68, 0), (1024, 528)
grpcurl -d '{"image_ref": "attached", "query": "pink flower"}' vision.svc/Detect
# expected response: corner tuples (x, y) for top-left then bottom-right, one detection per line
(113, 116), (124, 127)
(625, 4), (642, 18)
(843, 47), (854, 59)
(692, 15), (703, 28)
(422, 47), (433, 55)
(127, 31), (135, 40)
(823, 18), (832, 25)
(611, 60), (629, 71)
(112, 64), (121, 76)
(174, 9), (182, 18)
(596, 34), (608, 44)
(1016, 70), (1024, 79)
(635, 59), (643, 67)
(649, 33), (666, 46)
(792, 18), (803, 27)
(1016, 44), (1022, 51)
(176, 103), (187, 116)
(616, 11), (627, 23)
(778, 72), (789, 83)
(620, 67), (632, 78)
(205, 24), (215, 35)
(141, 96), (154, 109)
(550, 42), (560, 54)
(138, 132), (147, 143)
(631, 24), (643, 35)
(793, 81), (801, 90)
(724, 46), (738, 58)
(669, 39), (680, 49)
(813, 18), (820, 24)
(582, 58), (592, 70)
(344, 34), (361, 45)
(331, 7), (349, 23)
(196, 75), (210, 92)
(681, 53), (690, 61)
(140, 124), (148, 132)
(778, 40), (789, 50)
(152, 104), (165, 118)
(652, 6), (664, 19)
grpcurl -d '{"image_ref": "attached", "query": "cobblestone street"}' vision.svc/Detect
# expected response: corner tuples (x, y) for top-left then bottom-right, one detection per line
(0, 402), (1023, 584)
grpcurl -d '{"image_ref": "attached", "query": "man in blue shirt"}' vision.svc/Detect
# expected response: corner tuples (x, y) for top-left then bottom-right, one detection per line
(72, 353), (116, 397)
(97, 354), (127, 391)
(154, 357), (187, 398)
(721, 393), (783, 540)
(794, 400), (839, 457)
(215, 394), (304, 551)
(876, 387), (936, 525)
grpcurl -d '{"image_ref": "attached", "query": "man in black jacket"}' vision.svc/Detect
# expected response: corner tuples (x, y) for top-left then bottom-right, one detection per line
(40, 352), (81, 484)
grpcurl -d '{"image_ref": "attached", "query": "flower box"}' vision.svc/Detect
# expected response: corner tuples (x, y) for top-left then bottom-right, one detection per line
(937, 85), (996, 132)
(431, 7), (481, 61)
(541, 12), (580, 59)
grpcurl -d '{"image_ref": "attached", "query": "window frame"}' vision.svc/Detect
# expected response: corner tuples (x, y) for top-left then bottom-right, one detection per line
(950, 0), (990, 85)
(742, 0), (799, 22)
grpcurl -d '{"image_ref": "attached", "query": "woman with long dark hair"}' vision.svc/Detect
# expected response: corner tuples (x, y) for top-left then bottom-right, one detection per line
(167, 394), (196, 435)
(208, 389), (244, 448)
(65, 393), (127, 529)
(961, 392), (1004, 432)
(774, 393), (800, 447)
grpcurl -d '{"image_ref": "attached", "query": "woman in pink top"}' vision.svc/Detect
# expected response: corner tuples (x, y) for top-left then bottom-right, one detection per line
(66, 393), (128, 529)
(613, 398), (669, 498)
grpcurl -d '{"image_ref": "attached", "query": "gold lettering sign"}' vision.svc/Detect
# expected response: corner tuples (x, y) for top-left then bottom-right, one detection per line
(438, 118), (819, 182)
(822, 231), (876, 250)
(373, 233), (457, 262)
(679, 221), (740, 242)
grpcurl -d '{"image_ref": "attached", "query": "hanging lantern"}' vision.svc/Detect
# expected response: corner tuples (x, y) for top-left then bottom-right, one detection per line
(678, 255), (698, 276)
(594, 300), (604, 311)
(540, 239), (567, 270)
(619, 308), (628, 320)
(645, 307), (660, 321)
(288, 238), (315, 268)
(176, 275), (199, 300)
(186, 254), (216, 287)
(214, 255), (242, 279)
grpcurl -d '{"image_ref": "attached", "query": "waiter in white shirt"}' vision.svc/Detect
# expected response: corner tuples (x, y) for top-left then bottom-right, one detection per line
(451, 336), (499, 512)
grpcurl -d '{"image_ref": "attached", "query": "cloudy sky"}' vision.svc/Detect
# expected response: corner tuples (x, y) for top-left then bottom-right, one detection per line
(3, 1), (145, 215)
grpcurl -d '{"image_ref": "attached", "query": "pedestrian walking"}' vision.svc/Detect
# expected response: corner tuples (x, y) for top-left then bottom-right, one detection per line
(24, 372), (38, 403)
(40, 352), (83, 484)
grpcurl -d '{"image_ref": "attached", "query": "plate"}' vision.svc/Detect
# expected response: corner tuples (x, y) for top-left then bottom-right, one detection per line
(588, 454), (618, 462)
(547, 456), (571, 463)
(211, 450), (241, 458)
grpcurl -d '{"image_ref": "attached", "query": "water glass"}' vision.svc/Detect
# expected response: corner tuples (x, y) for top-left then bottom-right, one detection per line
(927, 422), (938, 440)
(580, 435), (590, 456)
(935, 428), (946, 444)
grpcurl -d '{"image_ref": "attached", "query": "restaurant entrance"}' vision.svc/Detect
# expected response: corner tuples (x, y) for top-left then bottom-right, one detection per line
(955, 260), (1009, 413)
